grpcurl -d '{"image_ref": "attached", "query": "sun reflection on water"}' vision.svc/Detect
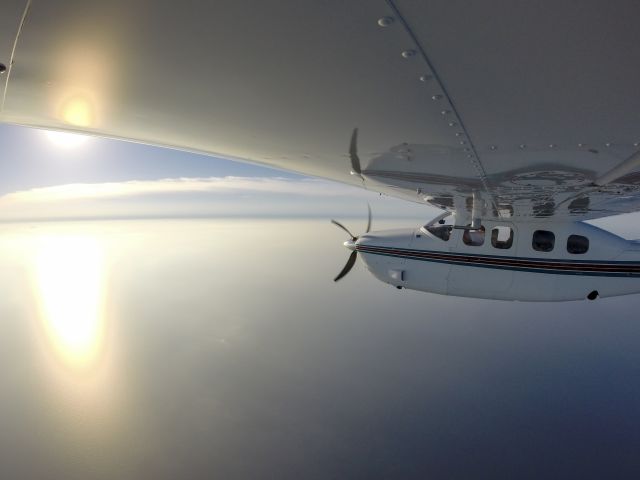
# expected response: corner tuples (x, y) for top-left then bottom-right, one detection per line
(32, 234), (107, 372)
(25, 228), (133, 469)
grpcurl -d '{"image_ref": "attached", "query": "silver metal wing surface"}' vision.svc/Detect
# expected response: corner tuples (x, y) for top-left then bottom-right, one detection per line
(0, 0), (638, 221)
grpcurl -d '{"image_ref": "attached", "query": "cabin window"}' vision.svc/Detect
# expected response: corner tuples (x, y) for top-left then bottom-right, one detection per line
(532, 230), (555, 252)
(567, 234), (589, 254)
(426, 225), (452, 241)
(491, 226), (514, 249)
(463, 226), (485, 246)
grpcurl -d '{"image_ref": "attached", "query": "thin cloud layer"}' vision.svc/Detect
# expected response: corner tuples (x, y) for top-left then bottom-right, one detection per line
(0, 176), (432, 221)
(0, 177), (366, 204)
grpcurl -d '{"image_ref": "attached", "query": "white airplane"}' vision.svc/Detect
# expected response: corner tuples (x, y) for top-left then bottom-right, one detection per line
(0, 0), (639, 301)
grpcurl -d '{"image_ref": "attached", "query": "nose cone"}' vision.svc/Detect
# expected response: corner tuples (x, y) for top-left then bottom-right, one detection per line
(356, 229), (414, 248)
(343, 239), (357, 251)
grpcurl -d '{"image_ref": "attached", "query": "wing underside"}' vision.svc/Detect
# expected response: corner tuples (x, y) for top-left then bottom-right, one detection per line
(0, 0), (639, 221)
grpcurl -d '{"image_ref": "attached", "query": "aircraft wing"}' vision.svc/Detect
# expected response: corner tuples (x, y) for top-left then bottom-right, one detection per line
(1, 0), (640, 221)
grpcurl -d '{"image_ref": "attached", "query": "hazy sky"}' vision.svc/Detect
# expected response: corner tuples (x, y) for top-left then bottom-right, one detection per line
(1, 219), (640, 479)
(0, 124), (433, 222)
(2, 123), (639, 235)
(0, 124), (297, 190)
(2, 123), (640, 479)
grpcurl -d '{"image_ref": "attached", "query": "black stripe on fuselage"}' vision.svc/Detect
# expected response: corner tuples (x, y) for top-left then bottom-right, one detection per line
(356, 245), (640, 277)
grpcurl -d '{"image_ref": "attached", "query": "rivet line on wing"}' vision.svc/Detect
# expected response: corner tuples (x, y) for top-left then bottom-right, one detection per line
(384, 0), (498, 213)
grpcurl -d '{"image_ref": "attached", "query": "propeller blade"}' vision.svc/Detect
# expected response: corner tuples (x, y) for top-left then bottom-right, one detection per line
(334, 250), (358, 282)
(349, 128), (361, 174)
(331, 219), (357, 240)
(365, 203), (372, 233)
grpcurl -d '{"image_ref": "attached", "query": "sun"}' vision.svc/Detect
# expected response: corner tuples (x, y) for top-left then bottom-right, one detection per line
(44, 130), (91, 148)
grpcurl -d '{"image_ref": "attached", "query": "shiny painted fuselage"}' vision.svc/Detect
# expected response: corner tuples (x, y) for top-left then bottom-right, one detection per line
(356, 221), (640, 301)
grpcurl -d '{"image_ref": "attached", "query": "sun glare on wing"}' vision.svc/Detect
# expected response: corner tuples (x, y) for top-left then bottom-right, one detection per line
(44, 130), (91, 148)
(60, 95), (94, 127)
(32, 235), (107, 371)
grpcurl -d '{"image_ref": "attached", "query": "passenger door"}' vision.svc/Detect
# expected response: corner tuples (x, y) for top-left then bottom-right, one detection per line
(447, 224), (515, 299)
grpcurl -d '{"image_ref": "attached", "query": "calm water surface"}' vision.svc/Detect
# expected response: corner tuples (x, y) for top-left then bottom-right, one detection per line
(1, 219), (640, 479)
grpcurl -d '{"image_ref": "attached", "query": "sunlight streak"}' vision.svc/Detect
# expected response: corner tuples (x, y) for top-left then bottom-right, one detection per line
(32, 235), (107, 371)
(44, 129), (91, 148)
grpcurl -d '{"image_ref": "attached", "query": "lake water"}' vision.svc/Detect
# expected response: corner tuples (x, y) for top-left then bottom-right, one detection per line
(1, 218), (639, 479)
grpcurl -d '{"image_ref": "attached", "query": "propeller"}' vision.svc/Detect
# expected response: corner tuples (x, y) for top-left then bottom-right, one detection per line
(331, 204), (372, 282)
(349, 127), (362, 175)
(333, 250), (358, 282)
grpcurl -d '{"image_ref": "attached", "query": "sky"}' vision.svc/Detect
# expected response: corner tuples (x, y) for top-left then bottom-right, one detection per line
(2, 122), (639, 232)
(0, 124), (432, 222)
(2, 123), (640, 479)
(1, 219), (640, 479)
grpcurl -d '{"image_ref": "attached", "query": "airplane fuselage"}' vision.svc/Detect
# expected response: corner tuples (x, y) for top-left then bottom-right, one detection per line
(355, 221), (640, 301)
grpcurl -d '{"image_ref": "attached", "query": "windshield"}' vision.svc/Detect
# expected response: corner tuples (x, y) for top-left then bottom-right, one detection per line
(425, 225), (452, 241)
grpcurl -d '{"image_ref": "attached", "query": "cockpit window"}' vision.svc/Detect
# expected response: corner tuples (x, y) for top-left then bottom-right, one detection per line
(567, 234), (589, 254)
(491, 226), (514, 249)
(532, 230), (555, 252)
(426, 225), (452, 241)
(463, 226), (485, 246)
